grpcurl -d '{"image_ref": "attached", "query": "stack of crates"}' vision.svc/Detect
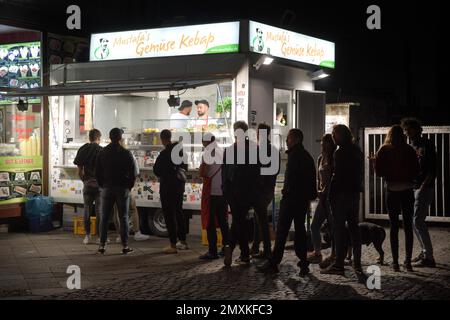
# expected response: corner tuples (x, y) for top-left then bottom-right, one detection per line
(73, 216), (97, 235)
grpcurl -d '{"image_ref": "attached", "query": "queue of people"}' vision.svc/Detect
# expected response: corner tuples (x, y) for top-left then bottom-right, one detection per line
(74, 116), (437, 279)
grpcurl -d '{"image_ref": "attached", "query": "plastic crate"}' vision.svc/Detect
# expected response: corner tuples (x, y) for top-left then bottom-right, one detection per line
(73, 216), (97, 235)
(28, 215), (52, 233)
(201, 228), (223, 247)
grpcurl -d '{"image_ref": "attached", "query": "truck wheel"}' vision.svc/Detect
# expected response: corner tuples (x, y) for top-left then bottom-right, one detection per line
(148, 209), (169, 237)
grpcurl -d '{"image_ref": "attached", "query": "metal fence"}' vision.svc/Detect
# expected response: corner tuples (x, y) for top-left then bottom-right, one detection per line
(364, 126), (450, 222)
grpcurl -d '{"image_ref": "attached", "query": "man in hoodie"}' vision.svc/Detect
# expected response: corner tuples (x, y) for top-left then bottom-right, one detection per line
(95, 128), (136, 255)
(154, 129), (189, 254)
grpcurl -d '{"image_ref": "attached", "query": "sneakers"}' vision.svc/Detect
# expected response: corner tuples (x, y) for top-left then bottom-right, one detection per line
(97, 246), (106, 254)
(235, 257), (251, 266)
(307, 252), (323, 264)
(134, 231), (150, 241)
(412, 252), (424, 263)
(223, 246), (232, 267)
(392, 262), (400, 272)
(122, 247), (134, 255)
(319, 255), (335, 269)
(256, 261), (279, 273)
(404, 262), (413, 272)
(199, 252), (219, 260)
(299, 267), (310, 277)
(320, 264), (345, 276)
(176, 241), (189, 250)
(412, 258), (436, 268)
(163, 246), (178, 254)
(83, 235), (91, 245)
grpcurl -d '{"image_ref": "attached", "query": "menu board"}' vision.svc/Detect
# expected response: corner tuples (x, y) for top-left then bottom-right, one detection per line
(0, 41), (41, 104)
(0, 156), (43, 204)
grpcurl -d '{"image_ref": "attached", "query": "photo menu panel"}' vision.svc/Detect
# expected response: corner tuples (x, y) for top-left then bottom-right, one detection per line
(0, 41), (41, 104)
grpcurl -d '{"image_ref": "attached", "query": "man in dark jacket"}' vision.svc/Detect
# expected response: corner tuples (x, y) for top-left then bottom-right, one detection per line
(222, 121), (260, 265)
(154, 129), (188, 254)
(73, 129), (103, 245)
(321, 124), (364, 278)
(251, 123), (280, 259)
(401, 118), (437, 267)
(95, 128), (136, 255)
(258, 129), (316, 277)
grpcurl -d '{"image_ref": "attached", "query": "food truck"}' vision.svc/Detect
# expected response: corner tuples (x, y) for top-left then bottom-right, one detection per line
(4, 20), (335, 235)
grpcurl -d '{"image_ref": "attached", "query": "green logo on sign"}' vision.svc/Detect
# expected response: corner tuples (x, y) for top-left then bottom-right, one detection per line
(94, 38), (110, 60)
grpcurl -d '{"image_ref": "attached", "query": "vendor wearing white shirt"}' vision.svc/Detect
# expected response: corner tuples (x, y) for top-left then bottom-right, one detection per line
(170, 100), (193, 129)
(193, 99), (217, 129)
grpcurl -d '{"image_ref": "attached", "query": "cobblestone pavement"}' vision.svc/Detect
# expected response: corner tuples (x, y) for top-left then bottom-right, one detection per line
(1, 222), (449, 300)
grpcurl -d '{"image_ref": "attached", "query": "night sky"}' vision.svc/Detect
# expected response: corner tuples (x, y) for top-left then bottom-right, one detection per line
(1, 0), (447, 123)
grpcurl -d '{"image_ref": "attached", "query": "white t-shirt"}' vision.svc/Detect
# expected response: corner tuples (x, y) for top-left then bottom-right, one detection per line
(170, 112), (190, 129)
(204, 143), (223, 196)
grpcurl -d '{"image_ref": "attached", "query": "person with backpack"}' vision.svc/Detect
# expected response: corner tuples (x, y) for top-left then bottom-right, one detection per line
(154, 129), (189, 254)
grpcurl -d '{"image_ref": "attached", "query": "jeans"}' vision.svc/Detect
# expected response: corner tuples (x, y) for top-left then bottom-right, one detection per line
(114, 196), (140, 234)
(83, 185), (100, 236)
(413, 187), (434, 259)
(100, 187), (130, 247)
(270, 197), (310, 269)
(331, 192), (361, 269)
(251, 190), (273, 257)
(310, 197), (334, 254)
(386, 188), (414, 263)
(160, 191), (186, 245)
(206, 195), (229, 255)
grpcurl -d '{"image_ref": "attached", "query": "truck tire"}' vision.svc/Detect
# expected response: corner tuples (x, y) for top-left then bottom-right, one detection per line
(148, 209), (169, 237)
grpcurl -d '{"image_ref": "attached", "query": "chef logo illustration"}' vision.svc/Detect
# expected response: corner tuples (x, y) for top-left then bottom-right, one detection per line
(252, 27), (265, 53)
(94, 38), (110, 59)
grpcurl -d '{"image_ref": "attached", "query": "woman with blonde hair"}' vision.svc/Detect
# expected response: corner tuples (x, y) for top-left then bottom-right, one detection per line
(375, 125), (419, 272)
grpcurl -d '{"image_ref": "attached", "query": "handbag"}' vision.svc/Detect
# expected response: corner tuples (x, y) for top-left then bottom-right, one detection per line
(175, 166), (187, 183)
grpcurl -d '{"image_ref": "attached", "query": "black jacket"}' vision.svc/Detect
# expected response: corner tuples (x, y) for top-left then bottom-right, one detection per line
(282, 143), (317, 201)
(153, 142), (187, 195)
(330, 143), (364, 196)
(95, 143), (136, 190)
(258, 141), (281, 193)
(411, 136), (437, 189)
(222, 139), (260, 205)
